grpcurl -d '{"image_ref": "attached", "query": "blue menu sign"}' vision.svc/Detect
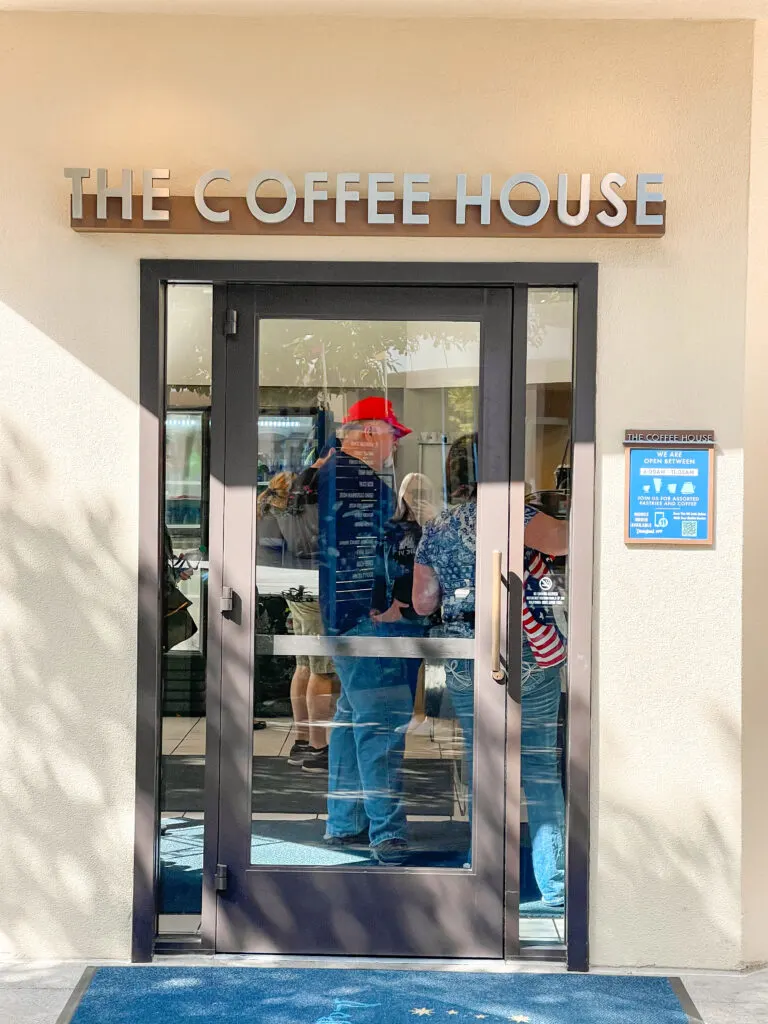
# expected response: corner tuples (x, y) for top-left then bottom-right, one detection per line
(624, 432), (714, 545)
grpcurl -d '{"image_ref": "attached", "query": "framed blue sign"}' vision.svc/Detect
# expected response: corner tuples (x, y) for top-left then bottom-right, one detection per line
(624, 435), (714, 545)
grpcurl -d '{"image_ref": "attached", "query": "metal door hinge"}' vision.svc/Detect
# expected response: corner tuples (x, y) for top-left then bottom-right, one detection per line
(220, 586), (234, 613)
(224, 308), (238, 337)
(214, 864), (228, 892)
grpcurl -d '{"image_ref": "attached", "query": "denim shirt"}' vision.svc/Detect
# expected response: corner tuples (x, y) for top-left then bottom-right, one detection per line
(317, 450), (395, 635)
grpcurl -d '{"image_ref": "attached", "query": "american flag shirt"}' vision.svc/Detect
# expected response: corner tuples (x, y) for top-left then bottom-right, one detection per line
(522, 504), (567, 669)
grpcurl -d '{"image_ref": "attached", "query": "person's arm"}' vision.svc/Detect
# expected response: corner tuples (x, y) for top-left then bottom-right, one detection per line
(371, 597), (409, 623)
(412, 517), (443, 616)
(523, 508), (568, 557)
(412, 563), (441, 616)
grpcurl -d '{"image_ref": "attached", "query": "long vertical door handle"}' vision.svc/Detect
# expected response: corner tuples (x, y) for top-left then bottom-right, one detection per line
(491, 549), (506, 682)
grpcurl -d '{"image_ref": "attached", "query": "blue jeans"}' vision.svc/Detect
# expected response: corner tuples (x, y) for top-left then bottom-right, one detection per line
(521, 653), (566, 906)
(443, 645), (565, 906)
(325, 618), (424, 846)
(443, 658), (475, 820)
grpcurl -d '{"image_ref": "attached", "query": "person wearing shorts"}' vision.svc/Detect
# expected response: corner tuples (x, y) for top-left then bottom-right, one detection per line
(258, 469), (339, 775)
(284, 594), (338, 774)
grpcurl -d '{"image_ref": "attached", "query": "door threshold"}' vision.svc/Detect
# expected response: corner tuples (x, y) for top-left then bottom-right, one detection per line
(154, 936), (211, 955)
(518, 945), (567, 964)
(152, 952), (567, 972)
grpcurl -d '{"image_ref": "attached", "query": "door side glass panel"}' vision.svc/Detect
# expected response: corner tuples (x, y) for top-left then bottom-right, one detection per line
(251, 320), (480, 868)
(158, 283), (212, 932)
(519, 288), (574, 947)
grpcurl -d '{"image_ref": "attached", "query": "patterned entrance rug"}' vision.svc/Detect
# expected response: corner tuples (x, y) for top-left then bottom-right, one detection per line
(63, 967), (700, 1024)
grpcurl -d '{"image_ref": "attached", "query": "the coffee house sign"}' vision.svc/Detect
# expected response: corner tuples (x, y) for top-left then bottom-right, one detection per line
(64, 168), (665, 237)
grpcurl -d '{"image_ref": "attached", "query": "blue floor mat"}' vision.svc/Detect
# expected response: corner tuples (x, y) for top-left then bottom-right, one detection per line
(70, 967), (691, 1024)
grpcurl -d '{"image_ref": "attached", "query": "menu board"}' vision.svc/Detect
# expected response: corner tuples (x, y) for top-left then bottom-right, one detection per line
(319, 453), (393, 634)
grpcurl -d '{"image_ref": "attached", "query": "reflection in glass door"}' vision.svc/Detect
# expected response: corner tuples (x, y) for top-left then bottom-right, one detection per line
(251, 319), (481, 871)
(155, 281), (579, 958)
(212, 287), (514, 957)
(158, 284), (213, 938)
(518, 288), (574, 950)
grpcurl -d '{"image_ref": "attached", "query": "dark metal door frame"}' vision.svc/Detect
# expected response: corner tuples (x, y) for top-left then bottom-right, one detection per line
(134, 261), (597, 972)
(213, 284), (513, 958)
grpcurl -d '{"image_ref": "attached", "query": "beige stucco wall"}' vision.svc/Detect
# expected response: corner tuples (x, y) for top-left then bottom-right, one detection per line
(0, 13), (754, 966)
(742, 19), (768, 970)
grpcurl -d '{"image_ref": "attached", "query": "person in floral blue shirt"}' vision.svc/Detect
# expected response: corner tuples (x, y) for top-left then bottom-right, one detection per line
(413, 433), (568, 914)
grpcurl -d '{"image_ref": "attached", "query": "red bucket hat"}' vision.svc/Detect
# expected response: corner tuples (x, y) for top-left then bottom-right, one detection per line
(342, 397), (411, 438)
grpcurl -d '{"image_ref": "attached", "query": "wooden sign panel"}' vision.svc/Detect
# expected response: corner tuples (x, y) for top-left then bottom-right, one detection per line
(71, 195), (665, 238)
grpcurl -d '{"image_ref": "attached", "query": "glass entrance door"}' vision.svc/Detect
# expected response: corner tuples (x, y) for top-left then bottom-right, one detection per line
(210, 285), (521, 957)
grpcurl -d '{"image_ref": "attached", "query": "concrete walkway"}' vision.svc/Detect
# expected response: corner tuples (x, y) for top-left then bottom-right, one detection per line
(681, 970), (768, 1023)
(0, 961), (87, 1024)
(1, 958), (766, 1023)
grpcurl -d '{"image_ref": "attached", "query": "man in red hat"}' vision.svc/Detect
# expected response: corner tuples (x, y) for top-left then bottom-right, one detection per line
(317, 396), (411, 637)
(340, 396), (411, 469)
(316, 396), (423, 865)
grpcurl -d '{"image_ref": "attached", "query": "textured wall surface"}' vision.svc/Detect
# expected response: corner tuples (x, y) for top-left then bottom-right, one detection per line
(1, 1), (767, 19)
(0, 13), (752, 964)
(741, 20), (768, 970)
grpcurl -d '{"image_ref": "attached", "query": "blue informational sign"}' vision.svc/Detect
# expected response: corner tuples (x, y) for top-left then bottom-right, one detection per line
(626, 447), (713, 544)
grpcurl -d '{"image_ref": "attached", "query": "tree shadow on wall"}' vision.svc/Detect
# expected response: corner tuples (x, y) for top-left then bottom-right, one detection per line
(587, 678), (742, 970)
(0, 404), (742, 963)
(0, 416), (138, 957)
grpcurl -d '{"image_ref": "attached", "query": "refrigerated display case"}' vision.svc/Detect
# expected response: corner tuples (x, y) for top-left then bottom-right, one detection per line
(256, 408), (329, 482)
(164, 410), (209, 716)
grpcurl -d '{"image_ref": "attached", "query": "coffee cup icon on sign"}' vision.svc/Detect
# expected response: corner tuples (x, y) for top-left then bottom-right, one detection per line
(654, 511), (669, 529)
(667, 483), (677, 494)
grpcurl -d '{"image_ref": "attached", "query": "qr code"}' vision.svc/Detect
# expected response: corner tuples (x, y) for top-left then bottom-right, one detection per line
(681, 520), (698, 538)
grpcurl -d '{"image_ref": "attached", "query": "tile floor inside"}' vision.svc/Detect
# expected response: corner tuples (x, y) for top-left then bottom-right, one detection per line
(159, 716), (559, 947)
(161, 714), (465, 759)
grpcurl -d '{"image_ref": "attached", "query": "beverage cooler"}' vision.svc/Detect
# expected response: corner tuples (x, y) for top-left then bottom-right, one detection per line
(164, 410), (209, 717)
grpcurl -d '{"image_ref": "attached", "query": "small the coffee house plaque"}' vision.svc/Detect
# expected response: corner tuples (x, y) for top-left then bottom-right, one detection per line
(624, 430), (715, 546)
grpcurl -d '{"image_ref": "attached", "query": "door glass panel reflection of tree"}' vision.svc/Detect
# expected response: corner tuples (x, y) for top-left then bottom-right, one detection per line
(252, 320), (481, 869)
(518, 288), (574, 946)
(159, 283), (212, 934)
